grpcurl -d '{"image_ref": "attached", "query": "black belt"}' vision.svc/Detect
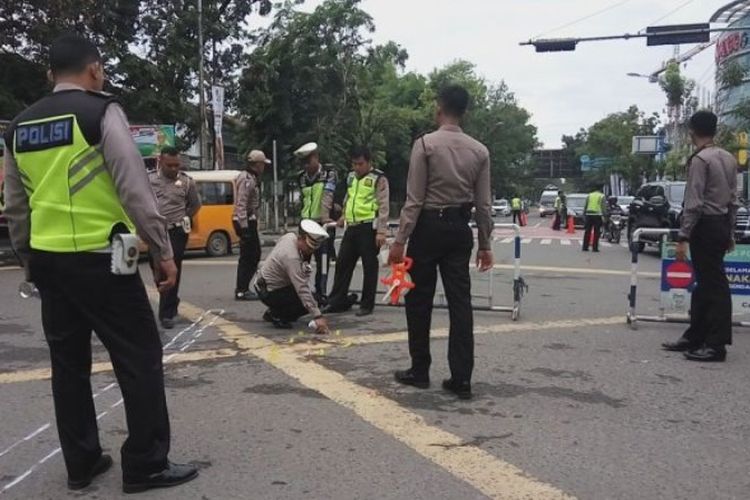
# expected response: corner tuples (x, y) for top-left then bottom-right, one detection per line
(421, 206), (469, 220)
(168, 222), (184, 230)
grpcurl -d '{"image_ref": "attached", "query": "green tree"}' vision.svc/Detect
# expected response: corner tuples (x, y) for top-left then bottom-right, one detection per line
(576, 105), (660, 189)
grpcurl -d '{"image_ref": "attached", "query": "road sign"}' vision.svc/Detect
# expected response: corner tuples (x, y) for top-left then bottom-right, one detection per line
(665, 261), (693, 289)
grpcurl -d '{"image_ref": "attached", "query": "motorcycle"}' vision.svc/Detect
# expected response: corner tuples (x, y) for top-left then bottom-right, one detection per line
(627, 195), (671, 252)
(606, 214), (623, 244)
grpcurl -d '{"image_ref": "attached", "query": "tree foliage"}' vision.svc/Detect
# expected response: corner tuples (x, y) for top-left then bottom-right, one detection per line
(238, 0), (537, 199)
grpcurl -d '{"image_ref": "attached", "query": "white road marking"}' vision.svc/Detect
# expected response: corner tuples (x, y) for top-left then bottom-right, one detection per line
(521, 238), (532, 244)
(0, 308), (223, 493)
(540, 239), (552, 245)
(561, 239), (571, 246)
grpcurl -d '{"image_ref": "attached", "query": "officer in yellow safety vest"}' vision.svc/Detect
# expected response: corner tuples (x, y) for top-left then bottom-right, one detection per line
(323, 146), (389, 316)
(511, 196), (522, 224)
(294, 142), (337, 299)
(2, 34), (197, 493)
(583, 186), (607, 252)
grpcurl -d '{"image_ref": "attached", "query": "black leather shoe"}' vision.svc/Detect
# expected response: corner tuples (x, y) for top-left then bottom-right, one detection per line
(235, 291), (257, 301)
(661, 338), (698, 352)
(68, 454), (113, 490)
(160, 318), (174, 330)
(394, 369), (429, 389)
(684, 346), (727, 362)
(442, 379), (472, 400)
(321, 302), (351, 314)
(123, 462), (199, 494)
(355, 308), (373, 317)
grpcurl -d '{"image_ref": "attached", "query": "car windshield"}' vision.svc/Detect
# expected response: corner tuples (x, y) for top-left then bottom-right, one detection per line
(566, 196), (587, 208)
(669, 184), (685, 204)
(540, 195), (556, 204)
(617, 196), (633, 205)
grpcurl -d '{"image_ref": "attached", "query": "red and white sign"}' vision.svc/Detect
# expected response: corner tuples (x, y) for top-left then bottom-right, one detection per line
(665, 261), (694, 289)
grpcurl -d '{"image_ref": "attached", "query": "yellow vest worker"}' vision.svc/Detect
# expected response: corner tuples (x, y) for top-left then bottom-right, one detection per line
(324, 146), (390, 316)
(294, 142), (338, 298)
(511, 197), (522, 224)
(2, 34), (198, 493)
(583, 189), (606, 252)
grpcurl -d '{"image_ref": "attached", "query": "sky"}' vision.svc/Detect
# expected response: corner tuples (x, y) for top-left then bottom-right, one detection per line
(282, 0), (730, 148)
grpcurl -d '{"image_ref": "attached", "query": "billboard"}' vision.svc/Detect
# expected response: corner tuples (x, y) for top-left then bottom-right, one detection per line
(661, 242), (750, 318)
(129, 125), (176, 158)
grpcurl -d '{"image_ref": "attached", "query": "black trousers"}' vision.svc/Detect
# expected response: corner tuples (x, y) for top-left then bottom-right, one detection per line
(29, 251), (170, 479)
(259, 285), (309, 322)
(313, 226), (335, 298)
(157, 227), (187, 320)
(329, 224), (379, 310)
(683, 216), (733, 347)
(405, 214), (474, 382)
(512, 210), (521, 224)
(583, 215), (603, 251)
(234, 220), (261, 293)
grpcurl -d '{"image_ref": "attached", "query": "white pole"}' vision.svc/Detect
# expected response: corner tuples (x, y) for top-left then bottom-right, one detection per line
(198, 0), (206, 170)
(273, 140), (279, 233)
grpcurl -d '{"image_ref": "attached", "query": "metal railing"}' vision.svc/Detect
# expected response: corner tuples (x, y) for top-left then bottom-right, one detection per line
(342, 222), (526, 320)
(626, 227), (750, 329)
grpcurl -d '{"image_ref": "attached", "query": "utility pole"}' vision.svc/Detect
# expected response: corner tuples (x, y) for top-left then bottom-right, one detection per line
(198, 0), (207, 170)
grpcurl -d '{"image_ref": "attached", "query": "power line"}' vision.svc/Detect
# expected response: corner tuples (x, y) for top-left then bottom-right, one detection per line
(638, 0), (696, 33)
(533, 0), (636, 39)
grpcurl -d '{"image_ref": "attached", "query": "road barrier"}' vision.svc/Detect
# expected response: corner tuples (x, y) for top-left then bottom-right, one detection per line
(344, 222), (527, 320)
(626, 227), (750, 330)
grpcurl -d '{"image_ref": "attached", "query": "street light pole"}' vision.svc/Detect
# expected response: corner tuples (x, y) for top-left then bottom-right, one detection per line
(198, 0), (207, 170)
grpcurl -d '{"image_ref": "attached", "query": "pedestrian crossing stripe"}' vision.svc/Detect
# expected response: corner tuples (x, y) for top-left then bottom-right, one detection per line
(493, 238), (630, 248)
(540, 239), (551, 245)
(561, 239), (571, 246)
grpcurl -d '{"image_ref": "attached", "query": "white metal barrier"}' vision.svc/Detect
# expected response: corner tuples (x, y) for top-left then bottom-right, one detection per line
(627, 227), (750, 330)
(344, 221), (527, 320)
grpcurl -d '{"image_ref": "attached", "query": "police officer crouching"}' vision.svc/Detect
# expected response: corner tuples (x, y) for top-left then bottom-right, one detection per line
(255, 220), (331, 334)
(389, 85), (494, 400)
(323, 146), (389, 317)
(149, 146), (202, 329)
(3, 34), (197, 493)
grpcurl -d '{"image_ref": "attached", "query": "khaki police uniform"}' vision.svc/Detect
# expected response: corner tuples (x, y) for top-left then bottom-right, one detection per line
(149, 169), (201, 322)
(3, 83), (173, 480)
(395, 124), (492, 384)
(233, 169), (262, 296)
(582, 190), (606, 252)
(297, 161), (337, 297)
(678, 145), (738, 349)
(327, 168), (389, 312)
(256, 232), (324, 322)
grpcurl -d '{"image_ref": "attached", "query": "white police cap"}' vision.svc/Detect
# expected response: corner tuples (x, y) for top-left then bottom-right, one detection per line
(299, 219), (329, 249)
(294, 142), (318, 159)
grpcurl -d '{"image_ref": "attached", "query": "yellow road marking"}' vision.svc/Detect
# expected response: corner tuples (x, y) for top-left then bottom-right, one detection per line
(288, 316), (625, 352)
(179, 300), (574, 499)
(0, 348), (238, 384)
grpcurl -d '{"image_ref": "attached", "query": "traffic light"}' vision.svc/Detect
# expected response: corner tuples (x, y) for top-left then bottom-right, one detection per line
(646, 24), (710, 46)
(533, 39), (577, 52)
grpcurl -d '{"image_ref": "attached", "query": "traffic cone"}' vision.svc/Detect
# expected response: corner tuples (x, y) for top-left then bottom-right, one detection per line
(589, 228), (596, 247)
(566, 216), (575, 234)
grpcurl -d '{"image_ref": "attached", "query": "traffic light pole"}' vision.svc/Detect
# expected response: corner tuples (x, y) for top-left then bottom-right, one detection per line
(521, 25), (749, 52)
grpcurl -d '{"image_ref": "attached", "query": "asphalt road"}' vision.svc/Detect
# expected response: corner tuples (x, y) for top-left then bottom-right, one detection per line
(1, 214), (749, 499)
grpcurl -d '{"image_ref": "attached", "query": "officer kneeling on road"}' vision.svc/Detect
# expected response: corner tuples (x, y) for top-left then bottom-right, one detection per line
(3, 34), (197, 493)
(255, 220), (331, 333)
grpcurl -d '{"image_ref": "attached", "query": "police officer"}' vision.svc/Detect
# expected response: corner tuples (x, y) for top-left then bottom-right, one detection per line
(233, 149), (270, 301)
(2, 35), (197, 493)
(662, 111), (738, 362)
(511, 195), (522, 224)
(255, 220), (330, 333)
(553, 190), (566, 231)
(582, 186), (606, 252)
(389, 85), (493, 400)
(294, 142), (337, 300)
(324, 146), (389, 317)
(149, 146), (201, 329)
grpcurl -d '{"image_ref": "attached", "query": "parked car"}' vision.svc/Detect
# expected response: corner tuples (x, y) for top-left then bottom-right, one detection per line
(538, 190), (558, 217)
(564, 193), (588, 228)
(493, 199), (511, 217)
(139, 170), (242, 257)
(616, 196), (634, 216)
